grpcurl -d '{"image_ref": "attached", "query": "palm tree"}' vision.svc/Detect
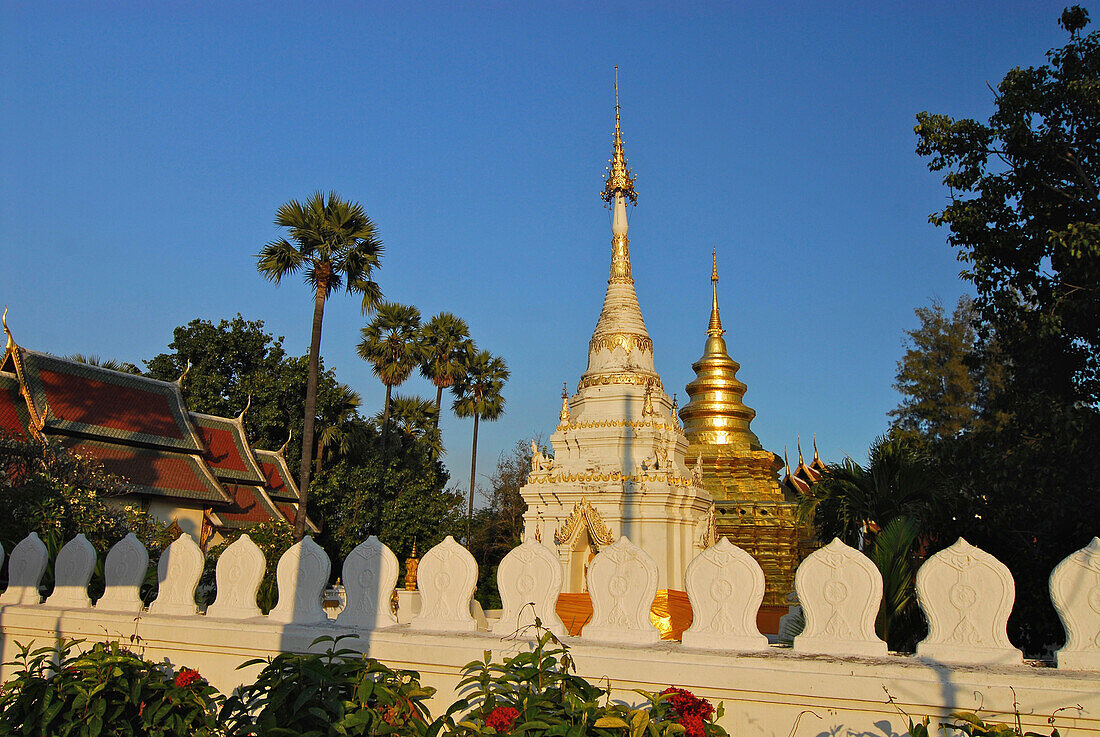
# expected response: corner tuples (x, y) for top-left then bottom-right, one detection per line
(314, 382), (363, 474)
(796, 435), (937, 549)
(381, 394), (443, 458)
(357, 302), (423, 449)
(451, 347), (509, 545)
(256, 191), (383, 539)
(418, 312), (472, 425)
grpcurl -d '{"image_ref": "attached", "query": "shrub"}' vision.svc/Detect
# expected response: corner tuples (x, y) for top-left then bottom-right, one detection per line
(220, 634), (436, 737)
(0, 639), (221, 737)
(443, 618), (727, 737)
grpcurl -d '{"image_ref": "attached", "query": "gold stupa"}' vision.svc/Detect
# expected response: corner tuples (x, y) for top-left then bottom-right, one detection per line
(679, 252), (815, 614)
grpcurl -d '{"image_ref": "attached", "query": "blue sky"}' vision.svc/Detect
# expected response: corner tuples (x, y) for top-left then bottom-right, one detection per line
(0, 2), (1074, 498)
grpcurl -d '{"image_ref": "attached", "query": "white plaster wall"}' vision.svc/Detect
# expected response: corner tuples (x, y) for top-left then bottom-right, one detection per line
(2, 605), (1096, 737)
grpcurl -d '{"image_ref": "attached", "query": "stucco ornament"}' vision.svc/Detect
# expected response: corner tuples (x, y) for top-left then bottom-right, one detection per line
(45, 534), (96, 609)
(0, 533), (45, 606)
(915, 538), (1022, 665)
(493, 539), (566, 637)
(269, 536), (331, 624)
(682, 537), (767, 650)
(1050, 537), (1100, 670)
(794, 538), (887, 657)
(207, 534), (266, 620)
(97, 533), (149, 612)
(337, 536), (399, 629)
(149, 533), (204, 617)
(584, 536), (660, 644)
(412, 536), (478, 632)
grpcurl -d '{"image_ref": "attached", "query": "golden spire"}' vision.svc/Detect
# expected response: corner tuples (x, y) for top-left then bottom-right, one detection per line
(679, 252), (763, 450)
(559, 382), (571, 425)
(582, 69), (658, 383)
(707, 248), (724, 338)
(602, 66), (637, 206)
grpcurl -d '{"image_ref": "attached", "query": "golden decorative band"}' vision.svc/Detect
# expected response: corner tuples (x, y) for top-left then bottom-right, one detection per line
(588, 333), (653, 355)
(578, 372), (662, 391)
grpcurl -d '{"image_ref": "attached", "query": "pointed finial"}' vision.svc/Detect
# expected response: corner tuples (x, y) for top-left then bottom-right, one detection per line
(559, 382), (571, 424)
(797, 435), (805, 465)
(783, 447), (791, 475)
(2, 307), (12, 352)
(812, 434), (820, 461)
(602, 66), (637, 205)
(671, 393), (678, 417)
(707, 249), (725, 338)
(277, 428), (293, 456)
(176, 359), (192, 387)
(237, 394), (252, 421)
(410, 538), (418, 558)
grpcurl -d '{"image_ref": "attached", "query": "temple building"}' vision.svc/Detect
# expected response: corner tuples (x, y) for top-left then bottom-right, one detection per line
(678, 253), (816, 629)
(0, 316), (315, 547)
(519, 81), (714, 639)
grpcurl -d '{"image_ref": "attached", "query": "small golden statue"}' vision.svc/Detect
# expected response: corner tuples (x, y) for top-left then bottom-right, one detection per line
(404, 540), (419, 591)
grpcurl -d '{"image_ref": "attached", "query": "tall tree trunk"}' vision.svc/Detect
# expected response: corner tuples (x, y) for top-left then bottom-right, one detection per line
(467, 412), (479, 546)
(381, 384), (393, 453)
(434, 384), (444, 427)
(294, 279), (328, 540)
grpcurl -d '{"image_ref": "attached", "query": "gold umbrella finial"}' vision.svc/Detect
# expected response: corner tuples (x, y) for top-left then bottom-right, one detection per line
(602, 66), (636, 205)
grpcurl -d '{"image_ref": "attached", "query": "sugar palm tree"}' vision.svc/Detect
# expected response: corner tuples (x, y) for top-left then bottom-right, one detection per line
(381, 394), (444, 458)
(451, 347), (509, 545)
(418, 312), (471, 426)
(256, 191), (383, 540)
(357, 302), (423, 450)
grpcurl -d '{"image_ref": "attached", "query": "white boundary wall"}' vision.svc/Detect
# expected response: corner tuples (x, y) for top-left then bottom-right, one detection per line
(0, 532), (1097, 737)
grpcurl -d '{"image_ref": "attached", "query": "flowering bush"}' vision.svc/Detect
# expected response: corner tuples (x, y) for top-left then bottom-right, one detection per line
(443, 618), (728, 737)
(0, 639), (221, 736)
(220, 634), (435, 737)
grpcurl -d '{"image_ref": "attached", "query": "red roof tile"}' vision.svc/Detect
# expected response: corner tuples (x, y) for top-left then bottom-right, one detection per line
(0, 374), (28, 435)
(191, 413), (265, 484)
(216, 484), (284, 527)
(254, 449), (300, 502)
(17, 351), (201, 452)
(59, 438), (230, 504)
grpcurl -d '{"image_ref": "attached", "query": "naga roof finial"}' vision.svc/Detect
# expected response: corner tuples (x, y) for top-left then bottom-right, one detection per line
(176, 359), (192, 387)
(602, 66), (637, 206)
(2, 307), (12, 353)
(237, 394), (252, 421)
(277, 428), (293, 457)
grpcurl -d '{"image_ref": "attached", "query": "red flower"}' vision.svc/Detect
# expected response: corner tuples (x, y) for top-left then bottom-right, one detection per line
(174, 668), (202, 688)
(680, 714), (706, 737)
(660, 686), (714, 735)
(485, 706), (521, 733)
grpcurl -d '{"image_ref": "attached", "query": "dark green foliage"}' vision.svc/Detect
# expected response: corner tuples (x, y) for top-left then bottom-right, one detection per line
(443, 622), (727, 737)
(144, 315), (353, 462)
(221, 635), (435, 737)
(912, 8), (1100, 654)
(0, 640), (221, 737)
(869, 516), (925, 652)
(308, 425), (462, 565)
(0, 435), (171, 600)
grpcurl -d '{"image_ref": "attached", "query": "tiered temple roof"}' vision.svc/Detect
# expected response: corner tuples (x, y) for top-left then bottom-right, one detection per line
(0, 319), (315, 543)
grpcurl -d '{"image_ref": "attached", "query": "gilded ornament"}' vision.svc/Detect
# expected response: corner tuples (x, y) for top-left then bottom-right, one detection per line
(588, 333), (653, 355)
(554, 500), (615, 547)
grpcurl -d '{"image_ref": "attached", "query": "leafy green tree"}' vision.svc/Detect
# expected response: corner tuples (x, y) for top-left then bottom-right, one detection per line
(889, 297), (986, 442)
(146, 316), (353, 464)
(914, 6), (1100, 653)
(308, 425), (462, 564)
(451, 347), (509, 545)
(257, 191), (384, 540)
(418, 312), (471, 425)
(357, 302), (423, 450)
(314, 382), (364, 474)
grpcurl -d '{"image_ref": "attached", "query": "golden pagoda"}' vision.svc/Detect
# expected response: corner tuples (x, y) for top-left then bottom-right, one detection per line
(678, 252), (815, 623)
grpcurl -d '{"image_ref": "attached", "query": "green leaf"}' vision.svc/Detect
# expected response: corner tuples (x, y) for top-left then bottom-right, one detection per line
(594, 717), (630, 729)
